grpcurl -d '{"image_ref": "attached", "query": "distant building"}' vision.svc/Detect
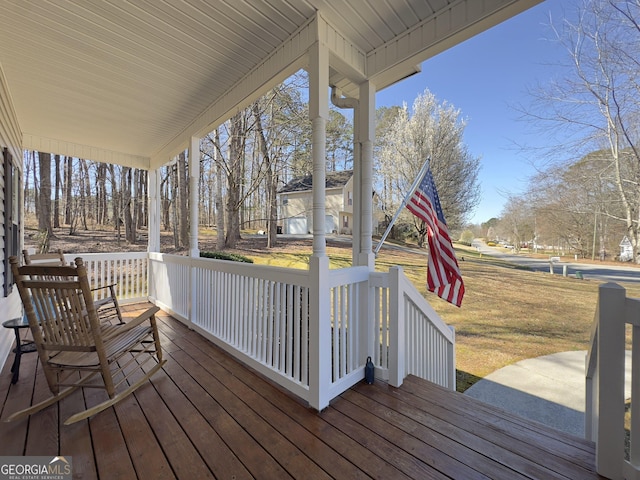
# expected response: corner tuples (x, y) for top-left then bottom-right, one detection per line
(619, 236), (634, 262)
(278, 170), (382, 235)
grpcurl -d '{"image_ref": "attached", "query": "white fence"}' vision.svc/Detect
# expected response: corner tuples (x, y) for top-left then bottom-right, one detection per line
(586, 282), (640, 479)
(371, 266), (456, 390)
(69, 252), (456, 410)
(64, 252), (148, 304)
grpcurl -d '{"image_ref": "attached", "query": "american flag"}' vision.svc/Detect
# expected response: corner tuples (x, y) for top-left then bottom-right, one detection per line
(406, 164), (465, 307)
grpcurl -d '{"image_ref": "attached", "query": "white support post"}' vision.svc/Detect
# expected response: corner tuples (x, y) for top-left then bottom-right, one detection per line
(357, 80), (375, 268)
(447, 326), (456, 390)
(309, 41), (328, 258)
(593, 283), (626, 479)
(356, 81), (376, 372)
(147, 169), (161, 253)
(352, 115), (361, 264)
(389, 266), (405, 387)
(308, 255), (331, 410)
(307, 40), (330, 410)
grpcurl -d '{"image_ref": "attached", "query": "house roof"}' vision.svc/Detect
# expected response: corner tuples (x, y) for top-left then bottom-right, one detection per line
(279, 169), (353, 194)
(0, 1), (541, 169)
(620, 236), (632, 247)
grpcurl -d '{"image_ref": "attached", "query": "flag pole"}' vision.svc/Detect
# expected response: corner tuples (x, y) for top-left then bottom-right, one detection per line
(374, 157), (430, 256)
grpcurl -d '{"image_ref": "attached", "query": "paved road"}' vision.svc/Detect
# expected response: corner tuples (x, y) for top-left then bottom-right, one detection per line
(472, 240), (640, 284)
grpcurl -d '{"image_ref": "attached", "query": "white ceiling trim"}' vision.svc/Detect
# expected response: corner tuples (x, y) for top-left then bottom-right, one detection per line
(319, 14), (367, 86)
(23, 134), (149, 170)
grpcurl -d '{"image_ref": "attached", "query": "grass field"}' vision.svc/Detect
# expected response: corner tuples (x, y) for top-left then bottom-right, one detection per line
(244, 238), (640, 392)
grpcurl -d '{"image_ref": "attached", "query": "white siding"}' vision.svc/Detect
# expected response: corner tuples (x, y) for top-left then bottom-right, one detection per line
(0, 62), (24, 371)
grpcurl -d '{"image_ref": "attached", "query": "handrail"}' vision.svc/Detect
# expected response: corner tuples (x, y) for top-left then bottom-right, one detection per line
(376, 266), (455, 390)
(586, 282), (640, 479)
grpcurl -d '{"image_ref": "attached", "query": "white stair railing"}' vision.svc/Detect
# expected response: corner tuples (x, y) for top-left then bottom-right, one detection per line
(370, 266), (456, 390)
(586, 282), (640, 479)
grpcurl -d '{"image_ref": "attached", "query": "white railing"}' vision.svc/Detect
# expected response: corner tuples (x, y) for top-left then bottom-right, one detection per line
(370, 266), (456, 390)
(65, 252), (148, 304)
(65, 251), (455, 410)
(148, 252), (314, 402)
(586, 282), (640, 480)
(327, 266), (371, 398)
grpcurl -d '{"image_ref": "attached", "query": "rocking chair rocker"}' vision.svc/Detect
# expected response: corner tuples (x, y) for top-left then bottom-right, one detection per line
(6, 256), (165, 425)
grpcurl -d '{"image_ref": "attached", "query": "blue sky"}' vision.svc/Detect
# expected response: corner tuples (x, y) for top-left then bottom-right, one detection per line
(376, 0), (571, 225)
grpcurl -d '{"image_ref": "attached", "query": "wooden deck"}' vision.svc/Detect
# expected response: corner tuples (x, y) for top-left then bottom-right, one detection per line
(0, 305), (603, 479)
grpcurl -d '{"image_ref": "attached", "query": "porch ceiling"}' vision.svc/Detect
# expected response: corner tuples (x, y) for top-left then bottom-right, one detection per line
(0, 0), (541, 169)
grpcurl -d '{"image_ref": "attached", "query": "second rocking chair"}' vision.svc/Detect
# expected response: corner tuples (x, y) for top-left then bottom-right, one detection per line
(7, 256), (165, 425)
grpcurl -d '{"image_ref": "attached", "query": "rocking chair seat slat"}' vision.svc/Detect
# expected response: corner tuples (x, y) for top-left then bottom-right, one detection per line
(49, 324), (154, 368)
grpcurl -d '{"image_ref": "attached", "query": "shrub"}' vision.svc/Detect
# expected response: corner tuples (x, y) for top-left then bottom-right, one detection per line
(200, 251), (254, 263)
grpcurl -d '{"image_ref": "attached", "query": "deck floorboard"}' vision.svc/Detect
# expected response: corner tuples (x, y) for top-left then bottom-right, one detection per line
(0, 305), (604, 479)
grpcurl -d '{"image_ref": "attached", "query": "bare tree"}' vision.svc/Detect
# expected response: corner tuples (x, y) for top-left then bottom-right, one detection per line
(527, 0), (640, 261)
(377, 89), (480, 246)
(253, 101), (279, 247)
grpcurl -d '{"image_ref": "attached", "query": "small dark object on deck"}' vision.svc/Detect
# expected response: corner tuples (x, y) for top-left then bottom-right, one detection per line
(365, 356), (374, 384)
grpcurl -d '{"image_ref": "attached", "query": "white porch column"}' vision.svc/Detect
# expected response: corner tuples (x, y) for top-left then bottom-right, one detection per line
(309, 41), (328, 258)
(357, 80), (375, 269)
(189, 136), (201, 258)
(147, 169), (161, 253)
(308, 40), (331, 411)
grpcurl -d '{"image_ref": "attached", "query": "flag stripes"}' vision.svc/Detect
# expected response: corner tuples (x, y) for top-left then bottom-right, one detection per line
(406, 164), (464, 307)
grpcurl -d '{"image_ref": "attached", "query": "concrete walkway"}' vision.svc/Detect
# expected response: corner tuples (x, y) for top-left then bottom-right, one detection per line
(464, 350), (632, 437)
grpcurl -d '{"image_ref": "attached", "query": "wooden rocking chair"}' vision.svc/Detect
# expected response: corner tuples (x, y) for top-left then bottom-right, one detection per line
(23, 249), (124, 325)
(6, 256), (165, 425)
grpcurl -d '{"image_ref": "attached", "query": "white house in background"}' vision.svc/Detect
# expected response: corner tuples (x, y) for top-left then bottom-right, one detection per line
(278, 170), (382, 235)
(619, 235), (634, 262)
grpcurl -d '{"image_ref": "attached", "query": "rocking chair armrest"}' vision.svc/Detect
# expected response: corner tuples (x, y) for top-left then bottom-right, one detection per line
(90, 283), (117, 293)
(102, 305), (161, 340)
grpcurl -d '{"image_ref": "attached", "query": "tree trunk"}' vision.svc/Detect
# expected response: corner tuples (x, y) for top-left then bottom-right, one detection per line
(64, 156), (73, 225)
(252, 102), (278, 248)
(161, 170), (171, 231)
(213, 129), (225, 250)
(53, 154), (61, 228)
(37, 152), (54, 240)
(137, 170), (147, 229)
(132, 168), (140, 240)
(121, 167), (136, 244)
(225, 112), (244, 248)
(24, 151), (32, 214)
(96, 163), (107, 225)
(79, 159), (88, 230)
(108, 164), (120, 231)
(177, 151), (189, 248)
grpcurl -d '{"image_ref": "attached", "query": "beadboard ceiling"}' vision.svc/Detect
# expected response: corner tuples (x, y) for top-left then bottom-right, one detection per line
(0, 0), (541, 168)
